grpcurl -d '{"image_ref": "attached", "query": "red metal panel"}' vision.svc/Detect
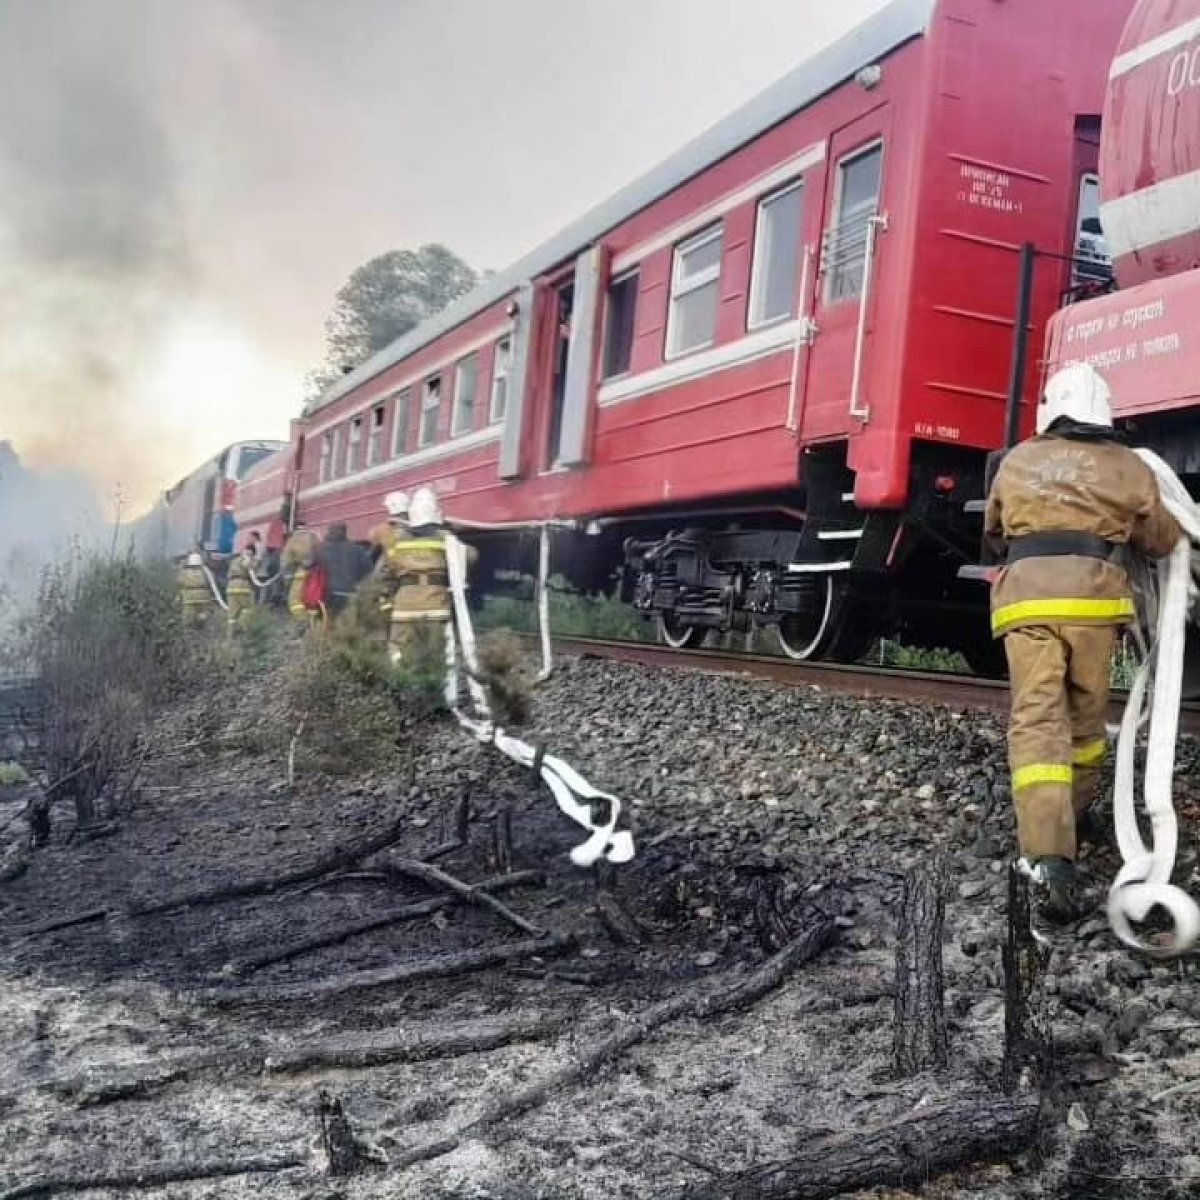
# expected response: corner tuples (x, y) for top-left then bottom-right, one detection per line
(1046, 267), (1200, 418)
(1101, 0), (1200, 285)
(896, 0), (1133, 467)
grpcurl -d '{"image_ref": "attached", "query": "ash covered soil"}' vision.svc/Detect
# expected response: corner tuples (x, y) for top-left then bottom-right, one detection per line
(4, 655), (1200, 1198)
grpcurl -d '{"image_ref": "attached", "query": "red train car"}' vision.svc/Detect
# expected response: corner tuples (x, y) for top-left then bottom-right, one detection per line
(243, 0), (1135, 667)
(235, 434), (300, 553)
(1046, 0), (1200, 477)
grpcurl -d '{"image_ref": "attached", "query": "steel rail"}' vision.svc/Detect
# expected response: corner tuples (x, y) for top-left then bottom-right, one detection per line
(544, 636), (1200, 737)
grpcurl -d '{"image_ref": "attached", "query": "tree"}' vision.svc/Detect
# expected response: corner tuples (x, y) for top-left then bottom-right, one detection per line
(306, 244), (478, 401)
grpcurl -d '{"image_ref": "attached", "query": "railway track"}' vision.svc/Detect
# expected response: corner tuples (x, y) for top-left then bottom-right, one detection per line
(545, 636), (1200, 738)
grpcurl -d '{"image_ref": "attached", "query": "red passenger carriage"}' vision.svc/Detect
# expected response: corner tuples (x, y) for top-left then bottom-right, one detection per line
(239, 0), (1136, 668)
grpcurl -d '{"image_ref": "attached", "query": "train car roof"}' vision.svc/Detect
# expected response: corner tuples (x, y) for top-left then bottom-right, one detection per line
(306, 0), (938, 417)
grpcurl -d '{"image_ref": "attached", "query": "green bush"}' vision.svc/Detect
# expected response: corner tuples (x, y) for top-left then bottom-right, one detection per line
(280, 605), (449, 776)
(476, 584), (651, 642)
(873, 639), (971, 673)
(20, 553), (192, 826)
(0, 761), (29, 787)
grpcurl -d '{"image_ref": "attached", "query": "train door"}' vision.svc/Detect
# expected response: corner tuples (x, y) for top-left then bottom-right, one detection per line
(545, 278), (575, 468)
(800, 109), (891, 440)
(1067, 118), (1110, 295)
(201, 475), (218, 549)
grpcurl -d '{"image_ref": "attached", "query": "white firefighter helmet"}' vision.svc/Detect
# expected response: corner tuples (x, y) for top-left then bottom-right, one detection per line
(186, 551), (203, 567)
(384, 489), (410, 519)
(408, 486), (443, 529)
(1036, 362), (1113, 434)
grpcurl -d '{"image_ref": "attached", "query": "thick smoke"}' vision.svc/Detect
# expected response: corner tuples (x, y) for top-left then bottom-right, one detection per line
(0, 441), (105, 632)
(0, 0), (884, 521)
(0, 1), (196, 508)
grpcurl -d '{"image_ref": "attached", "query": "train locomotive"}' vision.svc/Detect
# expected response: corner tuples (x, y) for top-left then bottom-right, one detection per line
(128, 440), (286, 562)
(235, 0), (1197, 671)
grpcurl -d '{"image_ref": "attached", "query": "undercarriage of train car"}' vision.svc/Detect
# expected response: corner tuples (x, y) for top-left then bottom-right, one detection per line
(616, 441), (1001, 672)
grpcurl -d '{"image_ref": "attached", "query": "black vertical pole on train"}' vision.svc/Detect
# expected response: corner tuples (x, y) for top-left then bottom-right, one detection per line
(1004, 242), (1037, 449)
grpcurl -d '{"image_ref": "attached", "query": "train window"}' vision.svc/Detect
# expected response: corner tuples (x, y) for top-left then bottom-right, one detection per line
(392, 388), (412, 457)
(490, 337), (511, 423)
(602, 270), (638, 378)
(666, 224), (723, 358)
(330, 426), (344, 478)
(367, 404), (386, 466)
(452, 353), (479, 436)
(824, 142), (883, 303)
(346, 415), (364, 473)
(319, 432), (334, 483)
(420, 376), (442, 447)
(231, 444), (275, 479)
(749, 180), (804, 329)
(1072, 174), (1112, 287)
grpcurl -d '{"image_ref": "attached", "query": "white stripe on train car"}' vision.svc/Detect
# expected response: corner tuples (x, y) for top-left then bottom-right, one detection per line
(303, 426), (502, 501)
(597, 318), (801, 407)
(1109, 15), (1200, 79)
(1101, 167), (1200, 258)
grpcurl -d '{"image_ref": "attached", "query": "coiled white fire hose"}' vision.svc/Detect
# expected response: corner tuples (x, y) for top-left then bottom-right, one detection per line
(443, 532), (634, 868)
(1107, 449), (1200, 957)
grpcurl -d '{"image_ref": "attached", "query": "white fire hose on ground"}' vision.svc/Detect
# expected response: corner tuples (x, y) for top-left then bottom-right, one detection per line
(443, 532), (634, 868)
(1107, 449), (1200, 957)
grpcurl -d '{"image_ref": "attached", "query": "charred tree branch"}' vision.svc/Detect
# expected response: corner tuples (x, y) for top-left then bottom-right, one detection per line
(1002, 864), (1053, 1092)
(892, 860), (948, 1077)
(12, 811), (419, 937)
(196, 933), (574, 1006)
(55, 1011), (569, 1107)
(380, 858), (544, 936)
(676, 1093), (1040, 1199)
(0, 1154), (306, 1200)
(392, 918), (836, 1170)
(227, 869), (544, 977)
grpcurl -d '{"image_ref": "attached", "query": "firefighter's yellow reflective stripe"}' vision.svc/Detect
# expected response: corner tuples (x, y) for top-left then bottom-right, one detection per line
(992, 596), (1135, 634)
(395, 539), (446, 552)
(1012, 763), (1073, 790)
(1073, 739), (1108, 766)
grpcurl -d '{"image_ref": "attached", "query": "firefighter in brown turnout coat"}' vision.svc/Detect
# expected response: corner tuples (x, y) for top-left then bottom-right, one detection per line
(281, 521), (319, 623)
(377, 485), (480, 669)
(370, 490), (409, 565)
(177, 551), (215, 630)
(225, 544), (256, 631)
(383, 486), (453, 665)
(985, 363), (1181, 917)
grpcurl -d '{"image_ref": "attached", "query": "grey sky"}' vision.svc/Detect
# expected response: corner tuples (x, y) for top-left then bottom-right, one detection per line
(0, 0), (888, 507)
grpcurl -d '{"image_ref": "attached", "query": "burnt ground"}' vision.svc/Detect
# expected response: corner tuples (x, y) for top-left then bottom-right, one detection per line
(3, 655), (1200, 1197)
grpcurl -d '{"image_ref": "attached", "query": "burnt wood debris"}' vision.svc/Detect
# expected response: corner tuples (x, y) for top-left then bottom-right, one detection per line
(0, 659), (1165, 1196)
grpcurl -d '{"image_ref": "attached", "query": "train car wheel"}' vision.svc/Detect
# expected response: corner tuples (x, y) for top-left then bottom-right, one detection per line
(658, 613), (707, 649)
(776, 575), (835, 660)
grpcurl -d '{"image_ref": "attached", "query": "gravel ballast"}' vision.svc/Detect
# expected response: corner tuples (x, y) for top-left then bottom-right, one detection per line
(2, 652), (1200, 1197)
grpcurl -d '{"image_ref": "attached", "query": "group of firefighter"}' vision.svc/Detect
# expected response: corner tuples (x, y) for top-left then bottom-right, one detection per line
(176, 484), (459, 668)
(176, 363), (1184, 923)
